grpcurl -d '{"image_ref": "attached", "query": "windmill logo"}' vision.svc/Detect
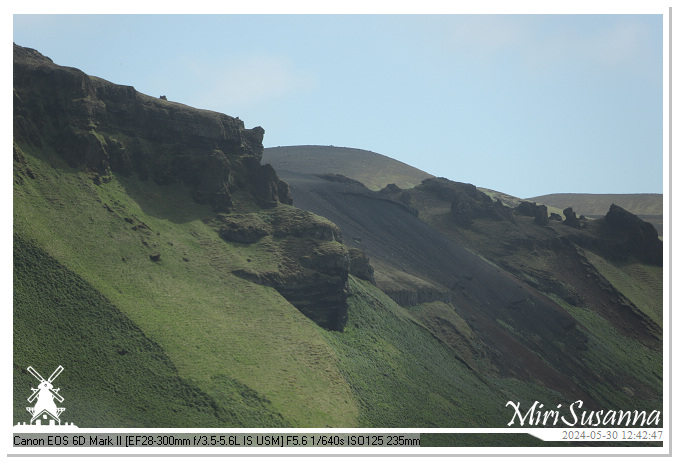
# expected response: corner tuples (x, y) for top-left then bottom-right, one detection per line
(15, 365), (77, 428)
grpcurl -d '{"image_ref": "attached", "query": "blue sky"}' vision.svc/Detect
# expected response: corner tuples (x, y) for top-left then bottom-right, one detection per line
(12, 12), (665, 198)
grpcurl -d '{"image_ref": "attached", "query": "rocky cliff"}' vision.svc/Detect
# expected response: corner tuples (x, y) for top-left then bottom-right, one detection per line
(206, 207), (353, 331)
(13, 43), (292, 212)
(13, 43), (358, 331)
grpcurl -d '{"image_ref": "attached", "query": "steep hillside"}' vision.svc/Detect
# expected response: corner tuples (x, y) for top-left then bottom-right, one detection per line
(11, 44), (572, 432)
(13, 44), (662, 434)
(273, 166), (663, 423)
(263, 145), (433, 190)
(13, 44), (359, 426)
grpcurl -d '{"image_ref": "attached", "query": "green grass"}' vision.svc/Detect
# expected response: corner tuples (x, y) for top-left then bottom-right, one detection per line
(582, 250), (663, 327)
(547, 295), (662, 417)
(14, 233), (287, 427)
(20, 141), (563, 430)
(16, 139), (661, 435)
(321, 277), (573, 428)
(14, 142), (359, 427)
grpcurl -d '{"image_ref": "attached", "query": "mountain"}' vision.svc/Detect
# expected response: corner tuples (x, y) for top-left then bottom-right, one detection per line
(13, 44), (662, 438)
(269, 157), (662, 413)
(262, 145), (433, 190)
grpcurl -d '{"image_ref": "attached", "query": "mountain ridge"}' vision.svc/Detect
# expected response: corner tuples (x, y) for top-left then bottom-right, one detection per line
(13, 44), (663, 433)
(263, 145), (433, 190)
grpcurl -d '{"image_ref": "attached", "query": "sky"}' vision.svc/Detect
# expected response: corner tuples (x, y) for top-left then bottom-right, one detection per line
(11, 11), (666, 199)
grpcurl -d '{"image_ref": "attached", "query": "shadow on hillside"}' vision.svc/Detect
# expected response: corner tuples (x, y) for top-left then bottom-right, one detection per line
(114, 173), (214, 225)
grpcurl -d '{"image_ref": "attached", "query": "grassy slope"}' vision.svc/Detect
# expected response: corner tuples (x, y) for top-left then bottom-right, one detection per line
(547, 294), (662, 417)
(323, 277), (570, 429)
(16, 139), (661, 432)
(14, 233), (287, 427)
(582, 251), (663, 328)
(14, 143), (359, 427)
(15, 142), (590, 431)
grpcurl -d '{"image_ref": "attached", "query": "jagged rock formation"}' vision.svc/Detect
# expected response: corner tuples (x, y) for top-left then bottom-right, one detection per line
(206, 208), (350, 331)
(419, 177), (515, 225)
(14, 43), (355, 331)
(592, 204), (663, 265)
(534, 204), (549, 225)
(348, 248), (375, 284)
(563, 207), (581, 229)
(13, 43), (292, 212)
(515, 201), (548, 225)
(379, 183), (402, 194)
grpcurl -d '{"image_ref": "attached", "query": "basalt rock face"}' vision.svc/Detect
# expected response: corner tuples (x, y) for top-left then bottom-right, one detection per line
(209, 208), (351, 331)
(515, 201), (548, 226)
(348, 248), (375, 284)
(13, 43), (292, 212)
(419, 177), (515, 225)
(563, 207), (581, 229)
(598, 204), (663, 265)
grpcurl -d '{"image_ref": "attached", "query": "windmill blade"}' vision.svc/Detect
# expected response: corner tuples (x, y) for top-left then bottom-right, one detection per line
(50, 389), (64, 403)
(48, 365), (64, 383)
(27, 366), (45, 382)
(27, 388), (39, 403)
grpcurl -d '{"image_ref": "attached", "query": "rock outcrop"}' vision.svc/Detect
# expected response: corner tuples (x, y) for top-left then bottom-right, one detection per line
(419, 178), (515, 226)
(13, 43), (292, 212)
(348, 248), (375, 284)
(600, 204), (663, 265)
(515, 201), (548, 226)
(14, 43), (354, 330)
(563, 207), (581, 229)
(213, 207), (351, 331)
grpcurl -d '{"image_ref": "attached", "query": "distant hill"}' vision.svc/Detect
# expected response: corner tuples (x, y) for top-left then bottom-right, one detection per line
(529, 193), (662, 216)
(263, 145), (433, 190)
(529, 193), (663, 237)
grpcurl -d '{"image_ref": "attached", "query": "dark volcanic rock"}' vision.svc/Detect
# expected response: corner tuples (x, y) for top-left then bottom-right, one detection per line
(348, 248), (375, 284)
(549, 212), (563, 221)
(219, 207), (350, 331)
(516, 201), (539, 217)
(534, 205), (549, 226)
(379, 183), (402, 194)
(561, 204), (663, 266)
(515, 201), (548, 225)
(420, 178), (515, 226)
(13, 43), (292, 212)
(316, 173), (366, 187)
(272, 170), (606, 403)
(600, 204), (663, 265)
(563, 207), (581, 229)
